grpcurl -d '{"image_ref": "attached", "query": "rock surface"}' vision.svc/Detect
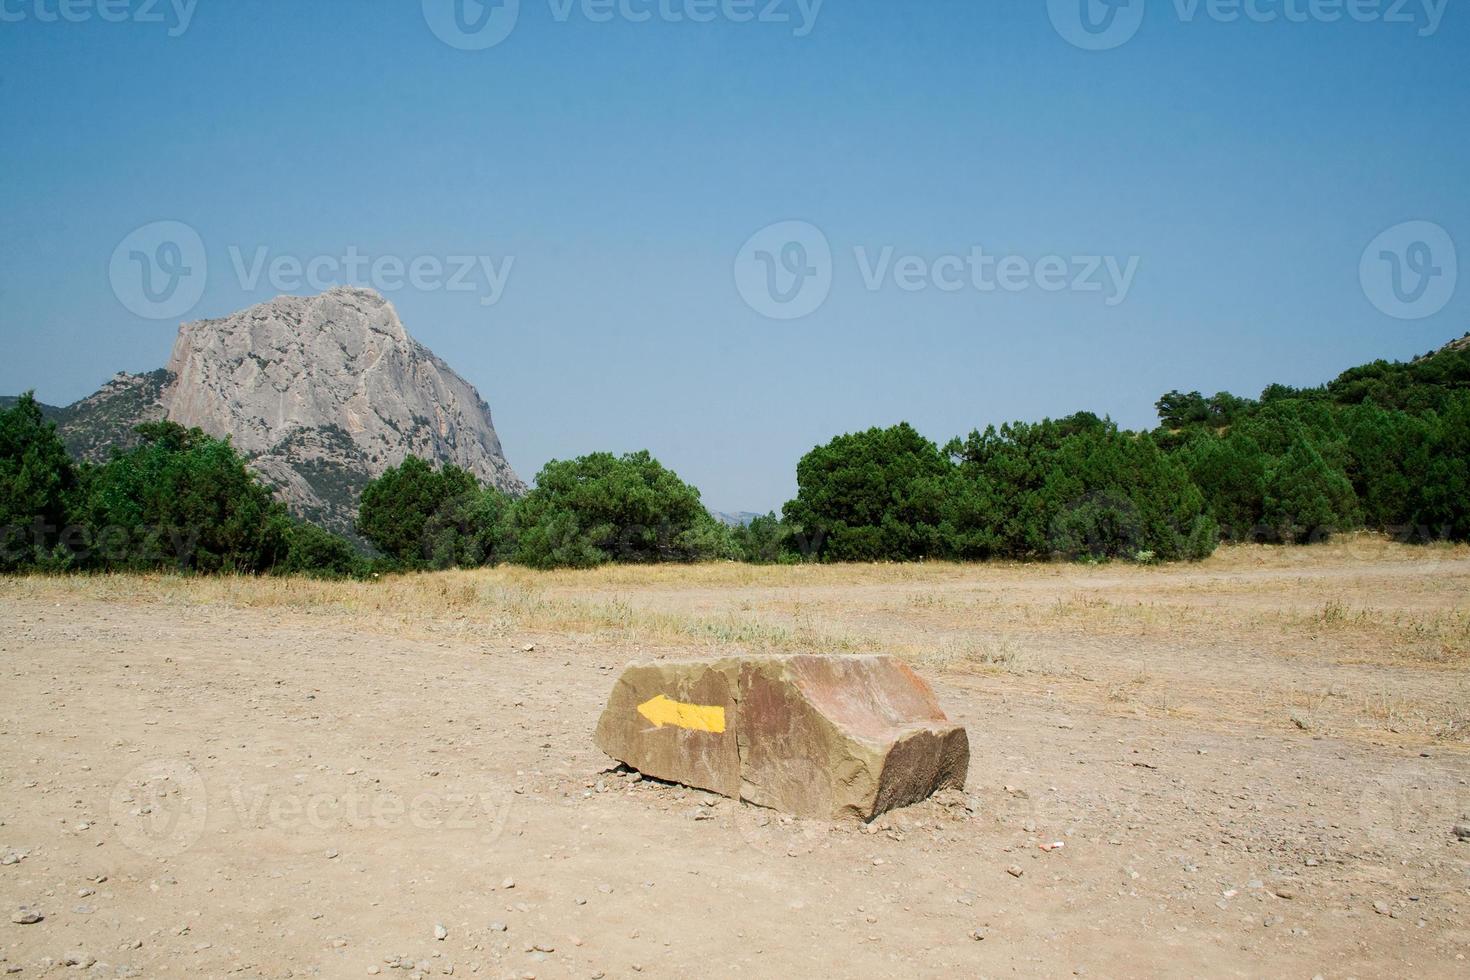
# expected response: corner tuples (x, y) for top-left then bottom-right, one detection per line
(44, 288), (524, 534)
(594, 654), (969, 821)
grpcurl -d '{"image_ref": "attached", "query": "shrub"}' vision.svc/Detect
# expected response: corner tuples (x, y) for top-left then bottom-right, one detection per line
(0, 393), (78, 570)
(1262, 439), (1360, 543)
(357, 457), (502, 568)
(507, 451), (728, 568)
(272, 517), (370, 579)
(949, 414), (1215, 562)
(422, 486), (512, 569)
(782, 423), (953, 562)
(78, 422), (288, 573)
(730, 512), (794, 564)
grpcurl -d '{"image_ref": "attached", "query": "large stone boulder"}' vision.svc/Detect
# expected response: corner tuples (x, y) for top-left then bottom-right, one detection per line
(594, 655), (969, 821)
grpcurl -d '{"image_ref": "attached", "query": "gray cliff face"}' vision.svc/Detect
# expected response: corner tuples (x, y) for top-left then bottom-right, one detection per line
(55, 288), (524, 535)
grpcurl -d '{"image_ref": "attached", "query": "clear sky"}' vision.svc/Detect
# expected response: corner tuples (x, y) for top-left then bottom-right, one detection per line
(1, 0), (1466, 513)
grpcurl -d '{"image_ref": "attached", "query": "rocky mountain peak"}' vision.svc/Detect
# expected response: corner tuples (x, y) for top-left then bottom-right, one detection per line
(45, 288), (523, 536)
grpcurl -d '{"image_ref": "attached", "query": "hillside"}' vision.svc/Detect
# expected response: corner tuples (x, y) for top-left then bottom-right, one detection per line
(14, 288), (524, 536)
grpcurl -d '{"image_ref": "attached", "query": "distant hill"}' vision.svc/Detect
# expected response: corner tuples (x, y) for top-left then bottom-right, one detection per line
(0, 394), (62, 421)
(714, 511), (763, 527)
(8, 288), (524, 536)
(1418, 332), (1470, 360)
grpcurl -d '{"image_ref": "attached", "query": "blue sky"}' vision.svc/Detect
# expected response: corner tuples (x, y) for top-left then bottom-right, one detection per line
(1, 0), (1466, 513)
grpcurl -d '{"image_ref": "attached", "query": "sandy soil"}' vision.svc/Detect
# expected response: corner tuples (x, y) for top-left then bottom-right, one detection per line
(1, 538), (1468, 978)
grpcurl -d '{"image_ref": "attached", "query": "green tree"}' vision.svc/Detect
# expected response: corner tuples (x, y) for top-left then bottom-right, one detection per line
(1155, 390), (1212, 429)
(357, 457), (494, 567)
(271, 516), (371, 579)
(730, 512), (791, 564)
(1176, 430), (1268, 538)
(951, 414), (1215, 562)
(1262, 439), (1360, 543)
(507, 450), (728, 568)
(423, 485), (512, 569)
(1338, 401), (1435, 531)
(0, 393), (78, 570)
(79, 422), (288, 572)
(783, 423), (952, 562)
(1409, 392), (1470, 541)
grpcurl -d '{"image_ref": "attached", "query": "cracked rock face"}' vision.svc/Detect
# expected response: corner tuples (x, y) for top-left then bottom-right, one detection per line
(58, 287), (524, 535)
(595, 655), (970, 821)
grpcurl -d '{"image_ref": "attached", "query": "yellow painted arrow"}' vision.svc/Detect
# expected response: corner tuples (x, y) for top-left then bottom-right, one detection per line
(637, 694), (726, 733)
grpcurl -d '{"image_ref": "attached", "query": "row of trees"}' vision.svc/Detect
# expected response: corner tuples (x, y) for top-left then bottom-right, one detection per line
(1156, 342), (1470, 544)
(0, 392), (745, 576)
(3, 339), (1467, 575)
(0, 394), (364, 576)
(778, 416), (1217, 564)
(354, 451), (733, 570)
(776, 343), (1470, 564)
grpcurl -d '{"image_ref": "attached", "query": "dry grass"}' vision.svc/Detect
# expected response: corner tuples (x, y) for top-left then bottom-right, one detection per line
(3, 534), (1468, 742)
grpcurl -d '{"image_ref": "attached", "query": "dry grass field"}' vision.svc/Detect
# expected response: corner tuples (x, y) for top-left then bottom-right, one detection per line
(2, 535), (1468, 977)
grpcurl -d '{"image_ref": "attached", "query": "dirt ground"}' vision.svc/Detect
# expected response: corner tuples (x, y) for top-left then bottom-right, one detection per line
(2, 537), (1468, 979)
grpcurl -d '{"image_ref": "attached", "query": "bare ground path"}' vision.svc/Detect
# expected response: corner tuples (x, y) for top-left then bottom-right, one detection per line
(2, 539), (1468, 978)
